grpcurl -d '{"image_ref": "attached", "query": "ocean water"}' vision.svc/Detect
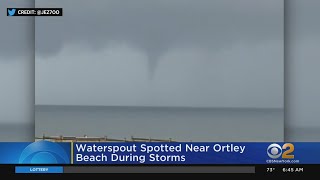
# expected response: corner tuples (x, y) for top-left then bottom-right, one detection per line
(35, 105), (284, 142)
(0, 123), (34, 142)
(285, 127), (320, 142)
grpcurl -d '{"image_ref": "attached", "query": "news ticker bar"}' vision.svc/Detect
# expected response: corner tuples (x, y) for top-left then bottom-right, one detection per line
(7, 8), (62, 16)
(0, 165), (317, 174)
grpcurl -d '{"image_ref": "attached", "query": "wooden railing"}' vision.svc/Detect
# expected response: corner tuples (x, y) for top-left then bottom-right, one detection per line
(35, 134), (175, 142)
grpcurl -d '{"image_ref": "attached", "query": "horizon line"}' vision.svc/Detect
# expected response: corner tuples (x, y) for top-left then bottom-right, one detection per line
(35, 104), (283, 110)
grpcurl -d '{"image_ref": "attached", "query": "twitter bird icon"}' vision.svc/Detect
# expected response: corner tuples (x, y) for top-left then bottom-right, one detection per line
(8, 9), (16, 16)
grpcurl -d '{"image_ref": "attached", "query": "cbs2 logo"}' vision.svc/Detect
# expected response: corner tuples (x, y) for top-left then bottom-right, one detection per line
(267, 143), (294, 159)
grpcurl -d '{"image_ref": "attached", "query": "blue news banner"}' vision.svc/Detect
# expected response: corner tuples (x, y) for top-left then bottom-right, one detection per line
(0, 141), (319, 164)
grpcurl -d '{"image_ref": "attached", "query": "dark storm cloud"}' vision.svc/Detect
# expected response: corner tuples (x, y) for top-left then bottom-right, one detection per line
(0, 1), (34, 58)
(36, 0), (283, 77)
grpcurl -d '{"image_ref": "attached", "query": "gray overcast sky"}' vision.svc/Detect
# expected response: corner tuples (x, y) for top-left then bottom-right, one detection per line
(286, 0), (320, 128)
(35, 0), (284, 108)
(0, 0), (34, 125)
(0, 0), (318, 138)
